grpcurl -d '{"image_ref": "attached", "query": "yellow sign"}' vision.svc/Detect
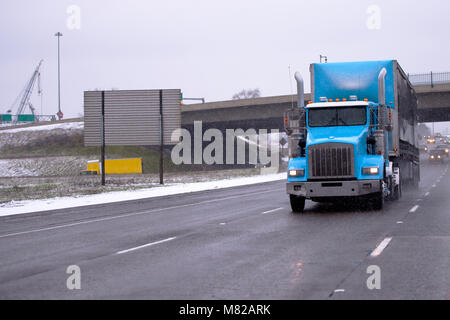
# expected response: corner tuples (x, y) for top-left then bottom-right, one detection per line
(86, 158), (142, 175)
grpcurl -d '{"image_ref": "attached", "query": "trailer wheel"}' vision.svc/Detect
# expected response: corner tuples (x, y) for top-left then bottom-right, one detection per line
(392, 180), (401, 200)
(412, 176), (419, 190)
(290, 195), (305, 213)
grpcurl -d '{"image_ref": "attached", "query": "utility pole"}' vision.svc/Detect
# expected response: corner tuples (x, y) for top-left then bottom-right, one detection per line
(55, 32), (63, 120)
(159, 90), (164, 185)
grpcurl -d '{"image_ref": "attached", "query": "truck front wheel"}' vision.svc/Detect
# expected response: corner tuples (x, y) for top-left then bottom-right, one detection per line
(370, 191), (384, 210)
(290, 195), (305, 213)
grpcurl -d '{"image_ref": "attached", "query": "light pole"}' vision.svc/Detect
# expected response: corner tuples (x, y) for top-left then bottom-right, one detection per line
(55, 32), (63, 120)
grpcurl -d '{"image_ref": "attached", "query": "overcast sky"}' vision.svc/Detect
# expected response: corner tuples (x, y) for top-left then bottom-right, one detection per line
(1, 0), (449, 131)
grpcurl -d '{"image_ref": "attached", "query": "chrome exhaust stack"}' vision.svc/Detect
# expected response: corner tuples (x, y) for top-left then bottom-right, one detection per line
(284, 72), (306, 158)
(375, 68), (387, 158)
(294, 72), (305, 108)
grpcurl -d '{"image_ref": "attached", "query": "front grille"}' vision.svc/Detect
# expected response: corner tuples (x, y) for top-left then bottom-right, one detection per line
(308, 143), (354, 178)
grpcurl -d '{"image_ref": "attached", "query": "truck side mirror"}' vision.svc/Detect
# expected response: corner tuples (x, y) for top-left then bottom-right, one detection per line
(298, 137), (306, 157)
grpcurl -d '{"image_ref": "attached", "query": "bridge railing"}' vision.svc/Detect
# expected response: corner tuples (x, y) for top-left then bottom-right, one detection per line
(408, 72), (450, 87)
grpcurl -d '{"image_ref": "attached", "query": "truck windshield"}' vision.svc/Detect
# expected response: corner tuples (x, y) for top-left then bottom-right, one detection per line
(308, 106), (367, 127)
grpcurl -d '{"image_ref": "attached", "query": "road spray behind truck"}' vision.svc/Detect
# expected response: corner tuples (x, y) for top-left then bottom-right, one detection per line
(285, 60), (420, 212)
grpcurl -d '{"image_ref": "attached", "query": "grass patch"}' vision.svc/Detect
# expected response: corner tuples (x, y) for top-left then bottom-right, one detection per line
(0, 183), (61, 203)
(0, 132), (181, 174)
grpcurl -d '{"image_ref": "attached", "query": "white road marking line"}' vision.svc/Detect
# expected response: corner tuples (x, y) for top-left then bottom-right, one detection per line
(432, 184), (436, 188)
(370, 237), (392, 257)
(0, 190), (276, 239)
(334, 289), (345, 293)
(396, 221), (403, 224)
(219, 222), (226, 225)
(261, 207), (284, 214)
(425, 192), (430, 197)
(116, 237), (176, 255)
(409, 205), (419, 213)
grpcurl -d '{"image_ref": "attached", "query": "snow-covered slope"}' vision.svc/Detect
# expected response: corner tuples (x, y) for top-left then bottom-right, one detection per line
(0, 121), (83, 133)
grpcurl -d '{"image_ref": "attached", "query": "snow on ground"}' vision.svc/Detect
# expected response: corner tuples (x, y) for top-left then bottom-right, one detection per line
(0, 172), (285, 217)
(0, 159), (35, 177)
(0, 121), (83, 133)
(0, 157), (88, 177)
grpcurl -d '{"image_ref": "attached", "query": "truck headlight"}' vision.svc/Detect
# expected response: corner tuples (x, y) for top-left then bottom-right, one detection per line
(289, 169), (305, 177)
(362, 167), (379, 175)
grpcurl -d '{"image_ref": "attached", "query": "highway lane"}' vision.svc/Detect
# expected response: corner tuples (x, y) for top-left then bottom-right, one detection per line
(333, 161), (450, 299)
(0, 161), (448, 299)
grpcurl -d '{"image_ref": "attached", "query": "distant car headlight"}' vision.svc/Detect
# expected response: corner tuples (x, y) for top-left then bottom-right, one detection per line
(430, 155), (435, 159)
(424, 147), (428, 151)
(289, 169), (305, 177)
(438, 155), (441, 159)
(445, 149), (449, 153)
(362, 167), (379, 175)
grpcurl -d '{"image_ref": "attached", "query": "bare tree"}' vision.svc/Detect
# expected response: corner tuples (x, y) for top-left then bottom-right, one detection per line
(232, 88), (261, 100)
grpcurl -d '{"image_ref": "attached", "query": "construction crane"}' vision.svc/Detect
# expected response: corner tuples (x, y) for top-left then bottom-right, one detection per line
(7, 60), (43, 120)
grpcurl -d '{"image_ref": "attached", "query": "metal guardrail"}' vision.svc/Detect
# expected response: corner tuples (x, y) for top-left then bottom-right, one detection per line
(408, 72), (450, 87)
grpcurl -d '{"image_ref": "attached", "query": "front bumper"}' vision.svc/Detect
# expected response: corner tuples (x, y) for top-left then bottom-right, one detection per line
(287, 180), (380, 198)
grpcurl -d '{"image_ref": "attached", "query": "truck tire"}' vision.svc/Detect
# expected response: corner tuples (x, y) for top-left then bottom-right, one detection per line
(290, 195), (305, 213)
(412, 176), (419, 190)
(392, 180), (401, 200)
(370, 192), (384, 210)
(412, 165), (420, 189)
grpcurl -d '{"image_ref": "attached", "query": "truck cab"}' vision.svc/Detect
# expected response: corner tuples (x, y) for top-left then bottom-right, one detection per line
(287, 99), (386, 211)
(285, 60), (419, 212)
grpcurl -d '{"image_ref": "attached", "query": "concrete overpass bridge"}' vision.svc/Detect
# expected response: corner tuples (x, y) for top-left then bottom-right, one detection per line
(414, 84), (450, 122)
(181, 73), (450, 132)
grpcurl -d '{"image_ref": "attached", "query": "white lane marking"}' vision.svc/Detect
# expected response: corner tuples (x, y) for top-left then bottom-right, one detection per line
(432, 184), (436, 188)
(219, 222), (226, 225)
(261, 207), (284, 214)
(334, 289), (345, 293)
(425, 192), (430, 197)
(409, 205), (419, 213)
(0, 190), (276, 239)
(396, 221), (403, 224)
(370, 237), (392, 257)
(116, 237), (176, 255)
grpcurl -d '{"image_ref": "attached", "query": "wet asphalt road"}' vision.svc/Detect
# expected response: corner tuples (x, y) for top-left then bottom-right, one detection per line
(0, 161), (449, 299)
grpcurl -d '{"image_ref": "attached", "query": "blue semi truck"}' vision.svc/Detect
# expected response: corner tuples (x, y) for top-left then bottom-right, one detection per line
(285, 60), (420, 212)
